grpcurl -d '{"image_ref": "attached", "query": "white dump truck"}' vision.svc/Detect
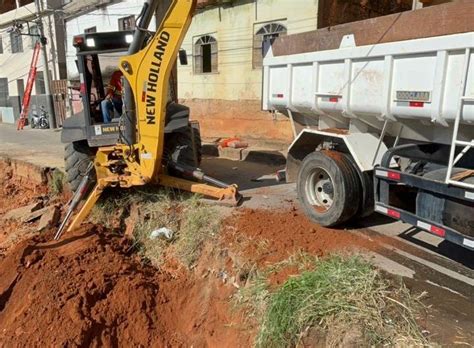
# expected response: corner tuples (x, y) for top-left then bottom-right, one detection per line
(262, 8), (474, 250)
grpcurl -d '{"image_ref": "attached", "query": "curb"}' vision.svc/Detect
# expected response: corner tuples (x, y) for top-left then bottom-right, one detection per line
(202, 143), (287, 166)
(0, 155), (61, 186)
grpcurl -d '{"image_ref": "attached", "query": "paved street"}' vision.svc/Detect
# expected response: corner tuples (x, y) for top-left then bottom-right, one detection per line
(1, 122), (473, 306)
(0, 124), (64, 169)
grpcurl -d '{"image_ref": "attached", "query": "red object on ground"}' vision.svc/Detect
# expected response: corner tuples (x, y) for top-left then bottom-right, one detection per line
(219, 137), (240, 147)
(219, 138), (248, 149)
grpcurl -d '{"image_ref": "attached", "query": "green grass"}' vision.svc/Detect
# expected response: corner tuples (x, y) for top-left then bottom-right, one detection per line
(126, 188), (221, 268)
(48, 169), (66, 195)
(238, 254), (428, 348)
(90, 186), (221, 267)
(90, 188), (131, 229)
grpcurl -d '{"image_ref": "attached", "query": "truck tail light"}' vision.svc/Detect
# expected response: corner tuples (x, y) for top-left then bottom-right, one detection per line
(387, 209), (401, 219)
(409, 101), (424, 108)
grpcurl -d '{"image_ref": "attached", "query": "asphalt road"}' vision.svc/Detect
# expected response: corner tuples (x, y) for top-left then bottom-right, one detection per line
(0, 123), (64, 169)
(1, 123), (473, 326)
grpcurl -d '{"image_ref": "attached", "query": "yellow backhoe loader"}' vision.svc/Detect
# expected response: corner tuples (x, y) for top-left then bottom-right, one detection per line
(56, 0), (240, 239)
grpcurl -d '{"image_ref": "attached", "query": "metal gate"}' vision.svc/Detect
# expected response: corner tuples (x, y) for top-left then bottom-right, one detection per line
(51, 80), (68, 127)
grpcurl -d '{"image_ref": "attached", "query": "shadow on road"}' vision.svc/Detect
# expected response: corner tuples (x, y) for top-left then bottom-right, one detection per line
(400, 227), (474, 269)
(200, 155), (286, 191)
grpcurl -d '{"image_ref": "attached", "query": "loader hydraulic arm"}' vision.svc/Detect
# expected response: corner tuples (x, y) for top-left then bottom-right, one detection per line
(120, 0), (196, 180)
(55, 0), (240, 239)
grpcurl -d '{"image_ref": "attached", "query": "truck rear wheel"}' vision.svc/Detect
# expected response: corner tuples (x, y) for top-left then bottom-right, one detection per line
(297, 150), (361, 227)
(64, 141), (96, 193)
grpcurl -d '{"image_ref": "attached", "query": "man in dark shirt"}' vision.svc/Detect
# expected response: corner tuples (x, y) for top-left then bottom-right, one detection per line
(101, 70), (123, 123)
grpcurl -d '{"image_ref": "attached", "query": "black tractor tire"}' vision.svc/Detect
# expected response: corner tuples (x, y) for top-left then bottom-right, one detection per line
(163, 125), (203, 176)
(64, 141), (96, 193)
(297, 150), (361, 227)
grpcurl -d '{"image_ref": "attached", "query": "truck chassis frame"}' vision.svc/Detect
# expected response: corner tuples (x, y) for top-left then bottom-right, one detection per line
(375, 143), (474, 250)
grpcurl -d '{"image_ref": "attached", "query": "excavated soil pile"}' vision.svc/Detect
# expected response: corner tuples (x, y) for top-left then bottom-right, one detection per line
(0, 225), (251, 347)
(0, 160), (52, 250)
(0, 227), (169, 347)
(226, 208), (373, 265)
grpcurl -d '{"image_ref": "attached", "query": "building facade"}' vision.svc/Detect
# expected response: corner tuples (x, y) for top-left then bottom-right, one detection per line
(178, 0), (319, 143)
(63, 0), (156, 80)
(177, 0), (426, 143)
(0, 0), (66, 124)
(61, 0), (455, 143)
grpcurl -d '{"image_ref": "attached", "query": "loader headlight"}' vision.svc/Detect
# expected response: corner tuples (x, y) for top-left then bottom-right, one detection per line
(86, 38), (96, 47)
(125, 35), (133, 44)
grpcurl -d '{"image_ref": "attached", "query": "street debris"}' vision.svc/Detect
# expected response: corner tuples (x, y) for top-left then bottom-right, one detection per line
(219, 137), (248, 149)
(37, 205), (60, 231)
(149, 227), (174, 240)
(1, 201), (43, 221)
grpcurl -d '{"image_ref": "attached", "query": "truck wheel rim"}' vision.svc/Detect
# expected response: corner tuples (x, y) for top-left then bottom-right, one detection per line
(306, 168), (334, 212)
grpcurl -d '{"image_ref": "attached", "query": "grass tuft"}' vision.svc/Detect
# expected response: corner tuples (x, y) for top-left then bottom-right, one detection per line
(238, 254), (428, 348)
(174, 196), (221, 266)
(48, 169), (66, 195)
(128, 188), (221, 268)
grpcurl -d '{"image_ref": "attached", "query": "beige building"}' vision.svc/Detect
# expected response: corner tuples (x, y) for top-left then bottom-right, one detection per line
(0, 0), (66, 125)
(178, 0), (321, 143)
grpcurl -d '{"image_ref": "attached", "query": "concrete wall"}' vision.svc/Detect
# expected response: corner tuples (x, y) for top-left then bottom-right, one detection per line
(0, 0), (63, 124)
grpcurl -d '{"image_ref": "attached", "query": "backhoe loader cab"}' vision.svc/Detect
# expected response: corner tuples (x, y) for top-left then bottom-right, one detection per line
(62, 30), (192, 148)
(62, 31), (133, 147)
(61, 29), (199, 192)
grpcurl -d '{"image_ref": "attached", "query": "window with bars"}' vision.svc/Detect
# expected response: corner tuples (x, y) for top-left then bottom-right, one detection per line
(85, 27), (97, 33)
(35, 71), (46, 95)
(118, 16), (136, 31)
(10, 31), (23, 53)
(0, 78), (9, 107)
(253, 23), (287, 69)
(30, 25), (39, 48)
(193, 35), (218, 74)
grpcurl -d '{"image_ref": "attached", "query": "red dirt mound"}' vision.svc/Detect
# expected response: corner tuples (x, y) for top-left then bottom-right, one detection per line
(225, 208), (373, 265)
(0, 160), (48, 216)
(0, 226), (167, 347)
(0, 225), (251, 347)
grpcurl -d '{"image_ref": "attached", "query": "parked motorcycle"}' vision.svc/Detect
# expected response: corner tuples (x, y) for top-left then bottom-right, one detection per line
(31, 106), (50, 129)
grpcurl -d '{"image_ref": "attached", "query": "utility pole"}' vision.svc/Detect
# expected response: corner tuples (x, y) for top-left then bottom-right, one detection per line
(34, 0), (57, 128)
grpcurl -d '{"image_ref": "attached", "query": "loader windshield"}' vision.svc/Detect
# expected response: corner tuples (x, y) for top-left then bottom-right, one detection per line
(81, 52), (126, 125)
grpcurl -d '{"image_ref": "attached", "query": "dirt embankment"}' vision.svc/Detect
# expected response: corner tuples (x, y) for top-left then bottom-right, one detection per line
(2, 158), (466, 347)
(226, 208), (373, 266)
(0, 162), (372, 347)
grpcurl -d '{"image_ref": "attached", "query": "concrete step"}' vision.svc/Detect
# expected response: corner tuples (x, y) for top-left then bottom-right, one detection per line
(202, 142), (287, 165)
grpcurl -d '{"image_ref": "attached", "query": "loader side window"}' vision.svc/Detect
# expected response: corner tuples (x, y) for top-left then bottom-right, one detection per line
(193, 35), (218, 74)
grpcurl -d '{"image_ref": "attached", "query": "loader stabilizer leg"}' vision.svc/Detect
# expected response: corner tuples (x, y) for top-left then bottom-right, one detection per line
(158, 174), (242, 206)
(65, 184), (105, 234)
(55, 180), (108, 240)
